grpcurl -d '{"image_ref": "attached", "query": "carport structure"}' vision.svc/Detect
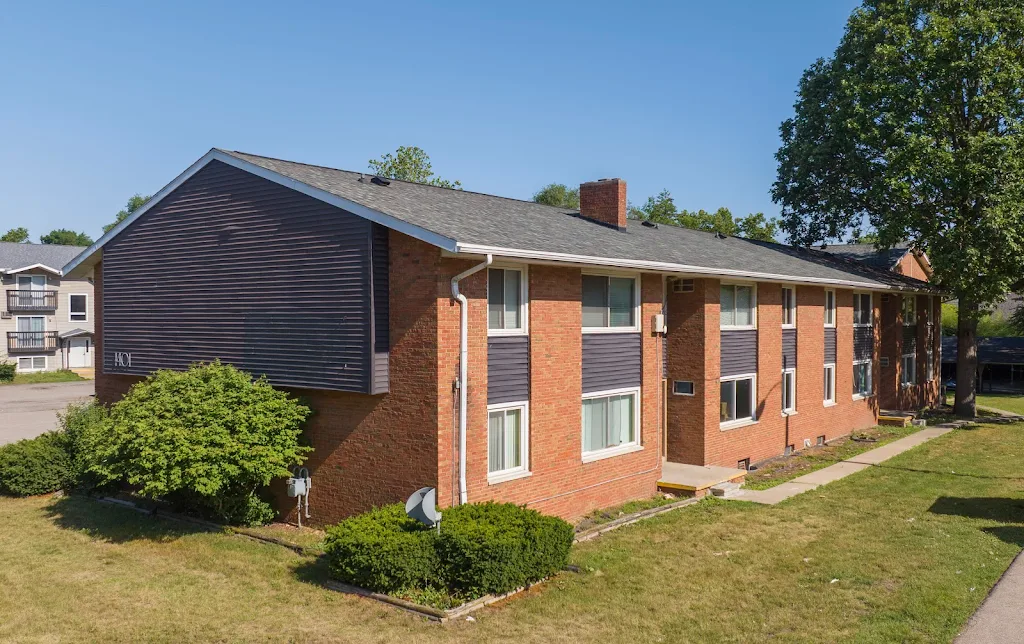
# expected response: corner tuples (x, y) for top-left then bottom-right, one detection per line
(942, 337), (1024, 393)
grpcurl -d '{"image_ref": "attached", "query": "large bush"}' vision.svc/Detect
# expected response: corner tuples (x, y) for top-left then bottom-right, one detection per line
(55, 401), (109, 491)
(0, 362), (15, 382)
(323, 501), (573, 601)
(0, 432), (72, 496)
(86, 361), (312, 525)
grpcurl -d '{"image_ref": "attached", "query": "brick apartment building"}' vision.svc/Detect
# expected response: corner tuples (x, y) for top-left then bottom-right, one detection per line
(63, 149), (941, 525)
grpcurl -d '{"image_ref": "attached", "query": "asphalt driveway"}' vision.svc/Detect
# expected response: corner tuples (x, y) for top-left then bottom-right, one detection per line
(0, 381), (95, 445)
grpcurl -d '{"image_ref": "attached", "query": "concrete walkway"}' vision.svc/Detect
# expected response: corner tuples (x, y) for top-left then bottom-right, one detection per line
(731, 425), (957, 505)
(957, 551), (1024, 643)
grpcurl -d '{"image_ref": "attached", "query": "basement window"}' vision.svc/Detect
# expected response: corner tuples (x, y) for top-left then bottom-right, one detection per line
(737, 458), (750, 471)
(817, 435), (826, 446)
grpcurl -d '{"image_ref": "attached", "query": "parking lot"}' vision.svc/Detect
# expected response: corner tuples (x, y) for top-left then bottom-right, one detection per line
(0, 381), (95, 445)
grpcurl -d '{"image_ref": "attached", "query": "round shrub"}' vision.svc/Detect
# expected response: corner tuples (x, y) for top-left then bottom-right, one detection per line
(0, 432), (72, 496)
(85, 361), (312, 525)
(0, 362), (15, 383)
(55, 401), (109, 491)
(437, 502), (574, 596)
(323, 504), (439, 594)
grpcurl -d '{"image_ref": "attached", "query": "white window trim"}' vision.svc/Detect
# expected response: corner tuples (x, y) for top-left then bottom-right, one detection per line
(902, 295), (917, 326)
(926, 347), (935, 382)
(486, 401), (531, 484)
(581, 386), (642, 462)
(781, 286), (797, 329)
(824, 289), (836, 328)
(16, 355), (47, 372)
(487, 264), (528, 337)
(901, 353), (917, 388)
(720, 372), (758, 429)
(781, 367), (797, 415)
(852, 359), (873, 400)
(581, 271), (642, 334)
(68, 293), (89, 323)
(720, 281), (758, 331)
(853, 291), (873, 328)
(823, 363), (837, 406)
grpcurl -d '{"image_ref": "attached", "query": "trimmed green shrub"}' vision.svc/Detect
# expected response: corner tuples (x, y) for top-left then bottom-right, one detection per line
(85, 361), (312, 525)
(0, 362), (15, 382)
(323, 504), (439, 594)
(55, 401), (109, 491)
(322, 501), (573, 601)
(0, 432), (72, 496)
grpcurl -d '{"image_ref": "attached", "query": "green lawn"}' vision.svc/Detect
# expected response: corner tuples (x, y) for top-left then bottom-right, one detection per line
(974, 393), (1024, 415)
(0, 370), (86, 386)
(2, 423), (1022, 642)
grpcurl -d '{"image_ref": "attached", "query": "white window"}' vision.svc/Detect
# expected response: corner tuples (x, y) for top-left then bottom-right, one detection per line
(487, 403), (529, 482)
(926, 346), (935, 381)
(853, 293), (872, 326)
(782, 368), (796, 414)
(824, 289), (836, 327)
(902, 295), (916, 325)
(720, 374), (756, 427)
(69, 294), (88, 322)
(582, 388), (639, 460)
(15, 275), (46, 308)
(16, 274), (45, 290)
(823, 364), (836, 405)
(720, 283), (756, 329)
(16, 356), (46, 372)
(582, 274), (638, 331)
(901, 354), (917, 387)
(15, 316), (46, 349)
(487, 267), (526, 334)
(781, 287), (796, 327)
(853, 360), (872, 398)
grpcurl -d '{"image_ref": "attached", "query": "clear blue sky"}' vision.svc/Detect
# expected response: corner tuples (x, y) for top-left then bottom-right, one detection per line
(0, 1), (859, 241)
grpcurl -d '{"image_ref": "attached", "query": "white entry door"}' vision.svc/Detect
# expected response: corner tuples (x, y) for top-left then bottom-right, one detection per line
(67, 338), (92, 368)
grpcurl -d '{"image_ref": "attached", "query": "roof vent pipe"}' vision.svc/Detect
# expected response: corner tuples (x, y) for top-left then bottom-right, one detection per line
(451, 254), (492, 505)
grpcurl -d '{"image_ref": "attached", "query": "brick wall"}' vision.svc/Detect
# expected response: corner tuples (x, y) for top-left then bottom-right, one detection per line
(895, 252), (930, 282)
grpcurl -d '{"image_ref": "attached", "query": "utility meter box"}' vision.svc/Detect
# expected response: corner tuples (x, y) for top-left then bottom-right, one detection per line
(286, 477), (307, 498)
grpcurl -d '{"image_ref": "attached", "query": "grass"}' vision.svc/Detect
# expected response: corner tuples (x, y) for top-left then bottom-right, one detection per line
(973, 393), (1024, 416)
(0, 370), (86, 385)
(743, 423), (920, 490)
(575, 494), (681, 532)
(1, 423), (1023, 642)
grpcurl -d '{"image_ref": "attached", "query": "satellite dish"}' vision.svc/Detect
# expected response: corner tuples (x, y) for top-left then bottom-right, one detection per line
(405, 486), (442, 529)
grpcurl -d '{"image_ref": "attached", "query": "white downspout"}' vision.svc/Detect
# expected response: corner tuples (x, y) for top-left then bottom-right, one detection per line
(451, 254), (492, 505)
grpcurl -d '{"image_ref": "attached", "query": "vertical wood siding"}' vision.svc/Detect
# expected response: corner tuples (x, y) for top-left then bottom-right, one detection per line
(582, 333), (641, 393)
(824, 327), (837, 364)
(101, 160), (386, 392)
(720, 329), (758, 377)
(854, 326), (874, 362)
(487, 335), (529, 404)
(782, 328), (797, 370)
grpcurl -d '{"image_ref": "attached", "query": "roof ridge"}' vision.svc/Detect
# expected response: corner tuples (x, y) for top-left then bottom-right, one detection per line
(0, 240), (86, 249)
(224, 149), (582, 215)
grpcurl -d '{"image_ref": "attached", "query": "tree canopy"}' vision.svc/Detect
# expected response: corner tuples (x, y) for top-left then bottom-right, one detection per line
(1, 227), (29, 243)
(40, 229), (93, 246)
(532, 183), (580, 209)
(104, 194), (151, 233)
(771, 0), (1024, 416)
(629, 189), (779, 242)
(368, 146), (461, 189)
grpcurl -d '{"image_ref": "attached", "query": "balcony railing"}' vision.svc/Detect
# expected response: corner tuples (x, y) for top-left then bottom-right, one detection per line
(6, 290), (58, 312)
(7, 331), (59, 353)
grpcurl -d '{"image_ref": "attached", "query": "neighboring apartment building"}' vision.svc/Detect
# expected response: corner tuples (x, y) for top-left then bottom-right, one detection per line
(1, 242), (95, 373)
(63, 149), (941, 525)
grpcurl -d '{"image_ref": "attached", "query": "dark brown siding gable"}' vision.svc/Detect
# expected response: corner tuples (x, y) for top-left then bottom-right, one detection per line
(101, 160), (388, 393)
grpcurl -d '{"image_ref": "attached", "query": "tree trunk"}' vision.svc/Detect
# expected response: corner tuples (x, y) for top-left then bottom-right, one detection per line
(954, 301), (979, 418)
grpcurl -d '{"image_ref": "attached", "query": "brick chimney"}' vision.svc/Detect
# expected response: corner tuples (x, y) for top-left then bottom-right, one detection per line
(579, 178), (627, 230)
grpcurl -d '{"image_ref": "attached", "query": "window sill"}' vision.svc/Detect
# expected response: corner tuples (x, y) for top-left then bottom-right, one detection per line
(781, 324), (796, 330)
(823, 401), (838, 408)
(582, 443), (643, 463)
(487, 329), (528, 338)
(852, 393), (874, 401)
(720, 418), (758, 431)
(781, 410), (797, 417)
(487, 469), (532, 486)
(582, 327), (641, 335)
(720, 325), (757, 332)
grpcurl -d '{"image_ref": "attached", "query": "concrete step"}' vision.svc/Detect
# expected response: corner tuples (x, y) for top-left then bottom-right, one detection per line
(710, 481), (744, 498)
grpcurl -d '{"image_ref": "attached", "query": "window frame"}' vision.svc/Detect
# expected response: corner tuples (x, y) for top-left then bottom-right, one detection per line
(581, 271), (641, 334)
(901, 353), (917, 387)
(580, 386), (642, 462)
(823, 363), (836, 406)
(486, 265), (528, 336)
(16, 355), (47, 372)
(720, 281), (758, 331)
(852, 359), (873, 399)
(68, 293), (89, 323)
(853, 292), (873, 327)
(902, 295), (916, 326)
(719, 373), (758, 429)
(781, 367), (797, 415)
(781, 286), (797, 328)
(16, 274), (46, 290)
(486, 401), (530, 484)
(672, 380), (695, 396)
(824, 289), (836, 327)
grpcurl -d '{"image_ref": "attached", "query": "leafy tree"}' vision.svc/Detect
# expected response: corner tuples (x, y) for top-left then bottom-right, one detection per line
(1011, 302), (1024, 336)
(40, 229), (92, 246)
(103, 194), (150, 233)
(532, 183), (580, 209)
(368, 146), (461, 189)
(0, 227), (29, 243)
(736, 213), (780, 243)
(943, 301), (1020, 337)
(630, 190), (779, 241)
(771, 0), (1024, 417)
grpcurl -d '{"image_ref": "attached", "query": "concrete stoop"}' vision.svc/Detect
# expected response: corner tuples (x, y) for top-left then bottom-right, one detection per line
(709, 481), (744, 498)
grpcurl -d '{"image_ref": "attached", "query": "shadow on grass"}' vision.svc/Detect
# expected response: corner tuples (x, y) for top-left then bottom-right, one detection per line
(44, 495), (216, 544)
(928, 497), (1024, 524)
(983, 526), (1024, 548)
(292, 554), (334, 588)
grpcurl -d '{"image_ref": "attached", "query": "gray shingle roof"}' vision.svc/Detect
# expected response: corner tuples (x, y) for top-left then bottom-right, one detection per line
(817, 243), (911, 270)
(0, 241), (87, 272)
(942, 336), (1024, 365)
(221, 150), (935, 291)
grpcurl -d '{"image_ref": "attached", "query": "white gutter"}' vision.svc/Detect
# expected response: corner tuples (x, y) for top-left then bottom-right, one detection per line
(451, 254), (492, 505)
